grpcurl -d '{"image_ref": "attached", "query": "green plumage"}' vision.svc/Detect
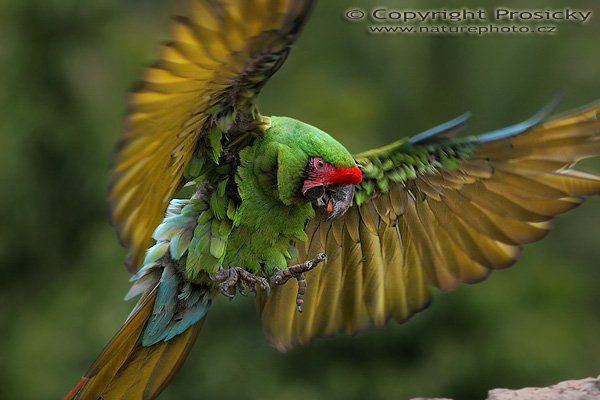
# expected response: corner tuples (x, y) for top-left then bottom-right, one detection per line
(179, 116), (357, 280)
(355, 136), (479, 205)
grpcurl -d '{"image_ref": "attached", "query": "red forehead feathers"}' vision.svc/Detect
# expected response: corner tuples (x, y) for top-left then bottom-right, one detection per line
(309, 157), (362, 186)
(328, 165), (363, 186)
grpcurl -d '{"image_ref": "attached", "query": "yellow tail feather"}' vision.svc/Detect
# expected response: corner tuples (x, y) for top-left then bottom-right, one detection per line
(65, 288), (205, 400)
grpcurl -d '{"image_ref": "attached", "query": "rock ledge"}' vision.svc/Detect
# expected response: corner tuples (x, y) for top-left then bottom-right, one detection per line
(412, 375), (600, 400)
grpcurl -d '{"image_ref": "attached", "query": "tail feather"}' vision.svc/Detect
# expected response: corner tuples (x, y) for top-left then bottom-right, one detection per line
(101, 320), (204, 399)
(65, 287), (206, 400)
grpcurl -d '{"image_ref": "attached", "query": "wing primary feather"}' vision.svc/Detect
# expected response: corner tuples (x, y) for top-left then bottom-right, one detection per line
(476, 94), (563, 143)
(409, 112), (471, 144)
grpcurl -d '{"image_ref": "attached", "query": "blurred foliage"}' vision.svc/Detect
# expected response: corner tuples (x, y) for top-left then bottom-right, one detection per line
(1, 0), (599, 399)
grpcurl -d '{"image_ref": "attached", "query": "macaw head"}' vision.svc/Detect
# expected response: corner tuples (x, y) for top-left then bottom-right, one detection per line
(301, 156), (362, 220)
(263, 116), (363, 220)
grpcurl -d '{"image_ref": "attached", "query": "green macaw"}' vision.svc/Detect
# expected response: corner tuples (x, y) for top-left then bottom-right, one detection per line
(66, 0), (600, 399)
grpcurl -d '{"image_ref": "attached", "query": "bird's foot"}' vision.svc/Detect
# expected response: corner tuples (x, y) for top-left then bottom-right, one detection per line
(214, 267), (270, 298)
(270, 253), (327, 312)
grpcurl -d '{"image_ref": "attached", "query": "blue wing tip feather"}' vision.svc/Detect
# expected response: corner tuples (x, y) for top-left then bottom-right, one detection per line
(476, 93), (564, 143)
(409, 112), (472, 144)
(409, 94), (567, 146)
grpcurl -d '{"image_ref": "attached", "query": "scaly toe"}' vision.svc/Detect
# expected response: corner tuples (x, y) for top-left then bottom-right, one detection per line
(215, 267), (270, 298)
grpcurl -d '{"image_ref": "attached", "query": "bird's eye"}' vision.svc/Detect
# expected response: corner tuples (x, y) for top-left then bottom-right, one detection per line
(316, 160), (325, 170)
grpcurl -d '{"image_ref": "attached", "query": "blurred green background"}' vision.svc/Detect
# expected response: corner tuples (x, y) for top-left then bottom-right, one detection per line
(1, 0), (599, 399)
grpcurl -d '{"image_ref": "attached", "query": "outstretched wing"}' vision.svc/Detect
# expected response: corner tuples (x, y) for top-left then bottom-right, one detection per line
(111, 0), (315, 272)
(258, 101), (600, 351)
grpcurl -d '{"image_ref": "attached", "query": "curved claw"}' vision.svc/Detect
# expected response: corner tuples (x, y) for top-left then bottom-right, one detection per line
(219, 282), (236, 299)
(256, 277), (270, 296)
(237, 279), (248, 296)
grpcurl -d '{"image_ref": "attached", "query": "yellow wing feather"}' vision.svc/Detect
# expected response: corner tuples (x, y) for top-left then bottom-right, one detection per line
(258, 103), (600, 351)
(111, 0), (315, 272)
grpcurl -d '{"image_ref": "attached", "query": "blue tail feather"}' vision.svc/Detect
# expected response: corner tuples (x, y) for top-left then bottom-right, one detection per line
(140, 264), (211, 347)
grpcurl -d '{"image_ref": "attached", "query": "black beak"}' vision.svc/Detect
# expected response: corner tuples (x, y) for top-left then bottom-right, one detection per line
(325, 184), (355, 221)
